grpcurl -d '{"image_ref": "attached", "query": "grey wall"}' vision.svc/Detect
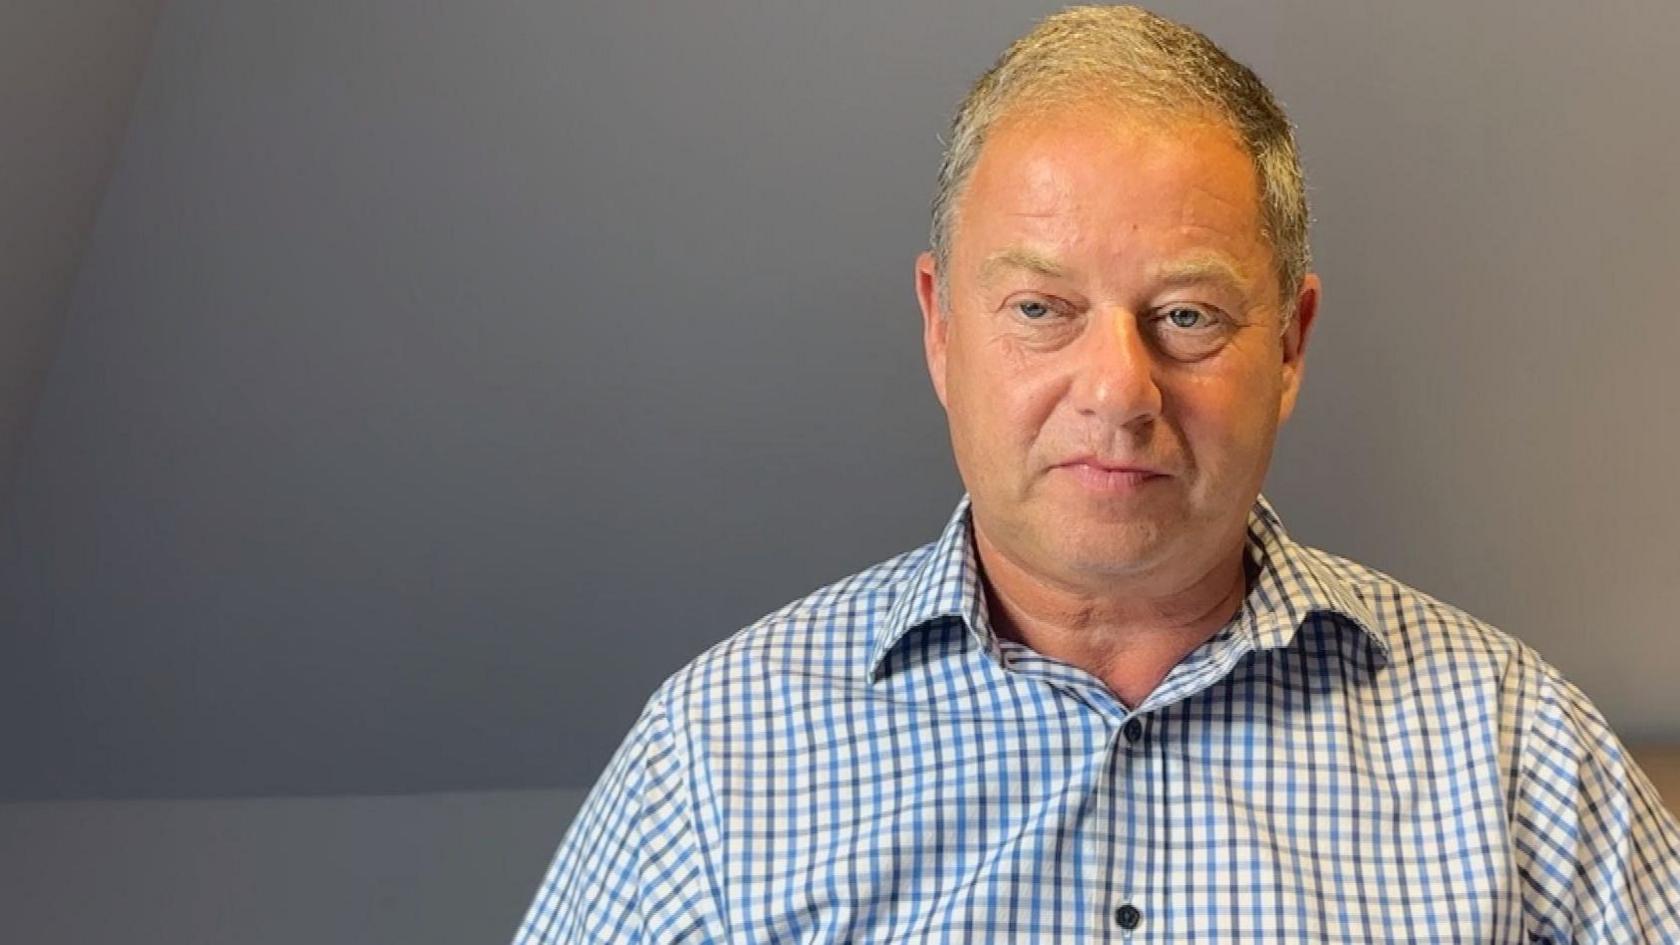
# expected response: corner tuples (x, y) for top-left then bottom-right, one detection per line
(0, 0), (166, 500)
(0, 788), (587, 945)
(3, 0), (1677, 803)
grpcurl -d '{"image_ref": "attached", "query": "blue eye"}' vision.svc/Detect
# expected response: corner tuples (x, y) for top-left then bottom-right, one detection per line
(1163, 306), (1208, 329)
(1151, 305), (1233, 361)
(1015, 300), (1053, 320)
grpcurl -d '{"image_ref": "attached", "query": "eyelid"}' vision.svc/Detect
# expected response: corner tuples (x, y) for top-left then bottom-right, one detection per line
(1153, 301), (1225, 327)
(1158, 300), (1219, 313)
(1007, 293), (1076, 319)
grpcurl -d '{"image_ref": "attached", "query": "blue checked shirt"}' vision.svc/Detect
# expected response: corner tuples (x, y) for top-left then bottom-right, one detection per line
(514, 496), (1680, 942)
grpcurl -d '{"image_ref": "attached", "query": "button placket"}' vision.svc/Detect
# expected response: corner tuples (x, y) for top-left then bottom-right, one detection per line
(1114, 713), (1154, 938)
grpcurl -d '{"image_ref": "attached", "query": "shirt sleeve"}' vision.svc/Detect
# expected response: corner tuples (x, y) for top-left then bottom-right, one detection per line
(1502, 648), (1680, 942)
(510, 681), (726, 944)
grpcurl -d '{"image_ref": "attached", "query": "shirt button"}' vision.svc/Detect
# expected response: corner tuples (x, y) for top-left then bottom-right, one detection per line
(1123, 717), (1145, 744)
(1115, 903), (1142, 930)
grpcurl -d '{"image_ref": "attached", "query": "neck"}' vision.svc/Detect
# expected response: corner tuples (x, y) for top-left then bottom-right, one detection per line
(973, 524), (1248, 710)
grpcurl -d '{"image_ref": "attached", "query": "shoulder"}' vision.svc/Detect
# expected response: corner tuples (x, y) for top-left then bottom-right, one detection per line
(1296, 542), (1536, 674)
(1293, 541), (1643, 794)
(1295, 540), (1680, 933)
(649, 539), (935, 720)
(1286, 541), (1622, 760)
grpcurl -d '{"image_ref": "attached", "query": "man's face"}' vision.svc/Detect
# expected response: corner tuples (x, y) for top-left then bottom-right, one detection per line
(916, 103), (1318, 595)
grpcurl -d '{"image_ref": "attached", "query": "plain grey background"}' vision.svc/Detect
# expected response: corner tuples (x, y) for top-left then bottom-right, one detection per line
(2, 0), (1678, 941)
(6, 0), (1680, 798)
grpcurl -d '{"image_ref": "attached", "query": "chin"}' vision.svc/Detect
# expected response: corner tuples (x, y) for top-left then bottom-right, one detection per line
(1045, 523), (1174, 578)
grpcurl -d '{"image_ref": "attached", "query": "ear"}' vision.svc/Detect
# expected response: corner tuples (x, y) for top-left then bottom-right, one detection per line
(915, 251), (950, 410)
(1277, 272), (1320, 424)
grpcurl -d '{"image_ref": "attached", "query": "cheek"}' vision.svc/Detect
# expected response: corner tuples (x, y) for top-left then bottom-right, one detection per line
(1170, 371), (1282, 467)
(950, 338), (1060, 448)
(994, 373), (1065, 465)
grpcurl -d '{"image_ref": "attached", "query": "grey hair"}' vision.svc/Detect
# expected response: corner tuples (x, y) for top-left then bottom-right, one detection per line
(929, 5), (1310, 316)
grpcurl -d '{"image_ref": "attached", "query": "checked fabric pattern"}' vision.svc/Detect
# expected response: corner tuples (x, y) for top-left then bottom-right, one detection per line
(514, 496), (1680, 943)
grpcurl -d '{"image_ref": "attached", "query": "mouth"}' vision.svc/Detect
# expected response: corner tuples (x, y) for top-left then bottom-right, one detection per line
(1055, 457), (1169, 493)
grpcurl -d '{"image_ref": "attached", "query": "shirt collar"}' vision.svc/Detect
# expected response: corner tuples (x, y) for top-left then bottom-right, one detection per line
(868, 495), (995, 683)
(1240, 494), (1389, 659)
(866, 494), (1388, 684)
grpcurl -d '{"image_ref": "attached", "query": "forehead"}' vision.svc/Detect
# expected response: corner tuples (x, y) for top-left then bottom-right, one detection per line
(956, 103), (1268, 280)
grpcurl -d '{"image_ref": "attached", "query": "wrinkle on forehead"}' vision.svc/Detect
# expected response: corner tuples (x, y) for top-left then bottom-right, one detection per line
(980, 243), (1253, 298)
(957, 105), (1273, 297)
(984, 112), (1258, 218)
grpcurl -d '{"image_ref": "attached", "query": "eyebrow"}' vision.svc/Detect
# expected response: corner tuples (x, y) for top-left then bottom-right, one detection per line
(1151, 254), (1250, 293)
(978, 247), (1071, 288)
(977, 247), (1254, 295)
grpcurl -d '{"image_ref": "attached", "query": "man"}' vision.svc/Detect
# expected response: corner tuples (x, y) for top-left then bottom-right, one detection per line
(514, 6), (1680, 941)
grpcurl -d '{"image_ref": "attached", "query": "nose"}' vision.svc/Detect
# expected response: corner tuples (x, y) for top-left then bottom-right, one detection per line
(1070, 307), (1162, 428)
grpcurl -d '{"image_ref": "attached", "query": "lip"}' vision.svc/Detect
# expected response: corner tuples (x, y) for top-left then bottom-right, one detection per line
(1058, 456), (1168, 476)
(1055, 457), (1169, 492)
